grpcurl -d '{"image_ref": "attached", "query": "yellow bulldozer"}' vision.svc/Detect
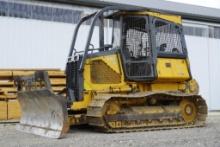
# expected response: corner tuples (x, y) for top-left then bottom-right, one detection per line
(15, 6), (207, 138)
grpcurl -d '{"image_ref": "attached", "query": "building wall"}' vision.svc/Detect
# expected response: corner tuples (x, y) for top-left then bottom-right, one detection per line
(183, 21), (220, 110)
(0, 1), (219, 110)
(0, 0), (98, 69)
(0, 16), (73, 68)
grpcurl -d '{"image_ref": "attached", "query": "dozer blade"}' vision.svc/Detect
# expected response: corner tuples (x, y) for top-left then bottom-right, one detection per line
(16, 89), (69, 138)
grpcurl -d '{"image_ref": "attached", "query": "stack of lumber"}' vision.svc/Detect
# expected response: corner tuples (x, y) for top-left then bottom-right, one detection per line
(0, 69), (66, 122)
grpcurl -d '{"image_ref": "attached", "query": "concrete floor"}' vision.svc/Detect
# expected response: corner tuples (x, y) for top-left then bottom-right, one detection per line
(0, 114), (220, 147)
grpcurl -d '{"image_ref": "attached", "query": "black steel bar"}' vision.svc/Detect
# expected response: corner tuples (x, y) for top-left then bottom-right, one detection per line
(68, 12), (96, 59)
(99, 15), (105, 51)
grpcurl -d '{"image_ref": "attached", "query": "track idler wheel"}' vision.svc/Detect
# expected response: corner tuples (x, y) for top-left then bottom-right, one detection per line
(180, 99), (197, 123)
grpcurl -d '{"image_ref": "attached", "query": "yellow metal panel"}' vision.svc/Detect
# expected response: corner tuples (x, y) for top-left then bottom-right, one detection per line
(70, 53), (191, 111)
(90, 60), (121, 84)
(151, 83), (185, 91)
(84, 54), (129, 91)
(146, 11), (181, 24)
(123, 11), (182, 24)
(86, 54), (122, 74)
(156, 58), (190, 82)
(0, 101), (7, 120)
(8, 99), (21, 120)
(72, 53), (132, 110)
(71, 92), (92, 110)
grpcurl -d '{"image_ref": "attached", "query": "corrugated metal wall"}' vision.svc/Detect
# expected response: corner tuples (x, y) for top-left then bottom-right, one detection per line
(0, 16), (74, 69)
(183, 21), (220, 110)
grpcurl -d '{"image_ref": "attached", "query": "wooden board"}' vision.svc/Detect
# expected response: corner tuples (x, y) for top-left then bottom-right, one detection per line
(0, 87), (17, 95)
(0, 94), (17, 99)
(0, 81), (14, 86)
(8, 99), (21, 120)
(52, 86), (66, 92)
(0, 101), (7, 120)
(0, 68), (60, 71)
(0, 71), (12, 79)
(50, 78), (66, 85)
(48, 71), (66, 78)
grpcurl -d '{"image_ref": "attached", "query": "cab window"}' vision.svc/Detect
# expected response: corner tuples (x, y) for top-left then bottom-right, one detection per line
(154, 19), (186, 57)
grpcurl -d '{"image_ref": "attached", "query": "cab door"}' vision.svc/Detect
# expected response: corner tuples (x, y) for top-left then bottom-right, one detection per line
(121, 16), (155, 81)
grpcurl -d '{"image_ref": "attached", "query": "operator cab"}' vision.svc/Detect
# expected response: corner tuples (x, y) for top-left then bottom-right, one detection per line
(110, 12), (188, 81)
(67, 9), (189, 101)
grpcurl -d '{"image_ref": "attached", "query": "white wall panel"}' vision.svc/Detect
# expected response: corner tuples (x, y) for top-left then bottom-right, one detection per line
(208, 38), (220, 110)
(0, 16), (75, 69)
(0, 16), (107, 69)
(184, 22), (220, 110)
(185, 35), (211, 108)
